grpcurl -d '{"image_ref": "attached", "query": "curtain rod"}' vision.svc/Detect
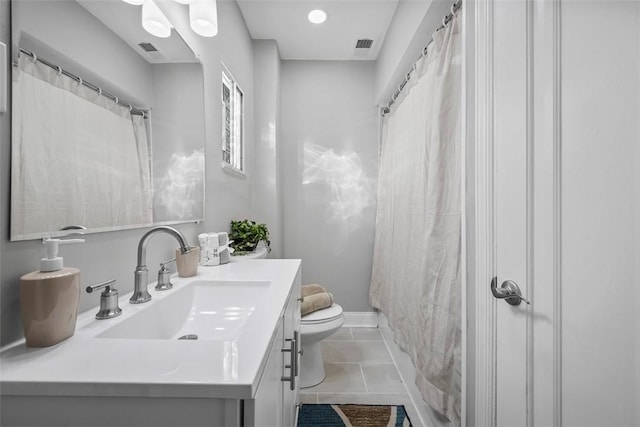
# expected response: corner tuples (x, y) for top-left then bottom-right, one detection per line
(18, 48), (149, 117)
(381, 0), (462, 117)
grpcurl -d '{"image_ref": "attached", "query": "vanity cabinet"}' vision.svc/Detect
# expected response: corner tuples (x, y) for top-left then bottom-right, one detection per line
(245, 273), (301, 427)
(0, 260), (302, 427)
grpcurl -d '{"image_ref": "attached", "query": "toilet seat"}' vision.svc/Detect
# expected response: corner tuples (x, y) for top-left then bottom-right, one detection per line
(301, 304), (343, 324)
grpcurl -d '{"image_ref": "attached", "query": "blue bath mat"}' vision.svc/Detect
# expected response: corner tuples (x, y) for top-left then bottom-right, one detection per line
(297, 404), (412, 427)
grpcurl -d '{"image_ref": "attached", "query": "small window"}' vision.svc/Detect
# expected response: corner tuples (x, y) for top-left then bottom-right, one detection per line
(221, 64), (244, 174)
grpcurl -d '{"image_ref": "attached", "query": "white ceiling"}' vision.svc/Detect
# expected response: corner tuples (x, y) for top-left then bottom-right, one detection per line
(235, 0), (400, 60)
(77, 0), (198, 64)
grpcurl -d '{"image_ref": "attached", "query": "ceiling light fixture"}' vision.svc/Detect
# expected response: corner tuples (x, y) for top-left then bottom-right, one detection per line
(308, 9), (327, 24)
(189, 0), (218, 37)
(142, 0), (173, 38)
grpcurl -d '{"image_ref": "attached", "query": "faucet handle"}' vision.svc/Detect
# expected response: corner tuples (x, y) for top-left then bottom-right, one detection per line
(86, 279), (122, 320)
(156, 258), (176, 291)
(86, 279), (115, 294)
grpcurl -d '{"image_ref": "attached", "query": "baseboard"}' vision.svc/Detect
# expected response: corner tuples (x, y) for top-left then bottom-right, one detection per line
(377, 311), (389, 327)
(342, 311), (378, 328)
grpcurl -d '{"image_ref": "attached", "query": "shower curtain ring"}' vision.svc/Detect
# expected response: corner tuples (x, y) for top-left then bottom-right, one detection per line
(129, 105), (133, 112)
(114, 96), (119, 105)
(98, 88), (102, 96)
(56, 66), (62, 76)
(78, 77), (83, 85)
(442, 15), (448, 27)
(31, 53), (37, 63)
(451, 2), (456, 14)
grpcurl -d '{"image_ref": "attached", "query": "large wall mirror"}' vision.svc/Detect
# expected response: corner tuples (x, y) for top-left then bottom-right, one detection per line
(10, 0), (206, 241)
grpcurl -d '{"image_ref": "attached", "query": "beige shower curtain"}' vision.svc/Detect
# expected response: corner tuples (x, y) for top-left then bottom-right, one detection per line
(369, 14), (461, 425)
(11, 54), (153, 238)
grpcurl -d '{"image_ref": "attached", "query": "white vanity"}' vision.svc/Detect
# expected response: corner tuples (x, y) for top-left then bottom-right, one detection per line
(0, 259), (302, 427)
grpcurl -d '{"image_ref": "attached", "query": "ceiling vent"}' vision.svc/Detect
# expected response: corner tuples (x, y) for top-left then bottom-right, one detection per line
(138, 42), (158, 52)
(353, 38), (375, 58)
(355, 39), (374, 49)
(137, 41), (167, 62)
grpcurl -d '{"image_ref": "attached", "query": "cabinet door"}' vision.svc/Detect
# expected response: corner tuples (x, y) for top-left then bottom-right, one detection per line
(282, 272), (302, 427)
(246, 271), (301, 427)
(245, 317), (284, 427)
(282, 272), (301, 427)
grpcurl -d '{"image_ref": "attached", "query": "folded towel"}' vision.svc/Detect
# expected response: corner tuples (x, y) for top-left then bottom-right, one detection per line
(301, 284), (328, 299)
(301, 292), (333, 316)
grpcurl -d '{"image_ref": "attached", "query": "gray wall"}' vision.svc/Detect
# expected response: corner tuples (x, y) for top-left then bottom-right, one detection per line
(0, 1), (256, 346)
(251, 40), (283, 258)
(280, 61), (378, 312)
(374, 0), (452, 106)
(162, 0), (256, 231)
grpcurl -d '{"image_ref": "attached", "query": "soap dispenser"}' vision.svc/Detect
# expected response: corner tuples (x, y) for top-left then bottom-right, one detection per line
(20, 238), (84, 347)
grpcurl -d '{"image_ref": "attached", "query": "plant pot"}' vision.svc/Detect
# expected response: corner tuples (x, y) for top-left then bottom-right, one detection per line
(231, 241), (269, 261)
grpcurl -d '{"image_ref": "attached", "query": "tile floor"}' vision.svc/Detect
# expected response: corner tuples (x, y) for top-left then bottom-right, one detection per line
(299, 327), (422, 425)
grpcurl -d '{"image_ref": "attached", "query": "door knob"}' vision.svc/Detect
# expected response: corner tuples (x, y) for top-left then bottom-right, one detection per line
(491, 277), (530, 306)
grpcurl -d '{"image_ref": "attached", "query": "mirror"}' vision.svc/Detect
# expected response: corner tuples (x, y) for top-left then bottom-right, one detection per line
(10, 0), (205, 241)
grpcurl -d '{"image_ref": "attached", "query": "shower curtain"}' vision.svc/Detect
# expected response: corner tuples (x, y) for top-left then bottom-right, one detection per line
(369, 14), (461, 425)
(11, 54), (153, 238)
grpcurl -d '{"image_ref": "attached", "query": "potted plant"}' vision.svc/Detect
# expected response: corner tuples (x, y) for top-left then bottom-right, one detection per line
(229, 219), (271, 256)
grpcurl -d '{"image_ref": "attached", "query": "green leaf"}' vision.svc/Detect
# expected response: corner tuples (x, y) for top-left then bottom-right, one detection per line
(229, 219), (271, 254)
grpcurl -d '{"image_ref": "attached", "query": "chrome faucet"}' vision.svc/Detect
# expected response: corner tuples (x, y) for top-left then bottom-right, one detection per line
(130, 226), (191, 304)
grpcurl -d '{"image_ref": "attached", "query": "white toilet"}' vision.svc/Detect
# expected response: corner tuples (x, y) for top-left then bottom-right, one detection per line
(299, 303), (344, 388)
(233, 246), (342, 388)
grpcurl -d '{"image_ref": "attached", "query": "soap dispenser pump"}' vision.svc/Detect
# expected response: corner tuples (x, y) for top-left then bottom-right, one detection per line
(20, 238), (84, 347)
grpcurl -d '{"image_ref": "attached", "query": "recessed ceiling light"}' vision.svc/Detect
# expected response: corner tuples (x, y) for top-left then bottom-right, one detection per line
(308, 9), (327, 24)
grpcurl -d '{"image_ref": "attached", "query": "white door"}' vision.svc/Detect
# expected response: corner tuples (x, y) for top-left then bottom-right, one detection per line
(472, 0), (640, 425)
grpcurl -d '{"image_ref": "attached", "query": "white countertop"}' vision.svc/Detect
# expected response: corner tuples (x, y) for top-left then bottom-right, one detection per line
(0, 259), (301, 400)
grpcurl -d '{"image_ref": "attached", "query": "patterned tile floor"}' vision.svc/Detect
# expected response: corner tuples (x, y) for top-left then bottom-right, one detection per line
(299, 327), (422, 426)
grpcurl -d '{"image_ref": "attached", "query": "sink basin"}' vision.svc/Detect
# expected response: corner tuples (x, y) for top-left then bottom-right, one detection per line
(98, 280), (270, 341)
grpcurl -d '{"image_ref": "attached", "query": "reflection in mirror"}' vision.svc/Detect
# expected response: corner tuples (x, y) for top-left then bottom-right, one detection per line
(10, 0), (205, 241)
